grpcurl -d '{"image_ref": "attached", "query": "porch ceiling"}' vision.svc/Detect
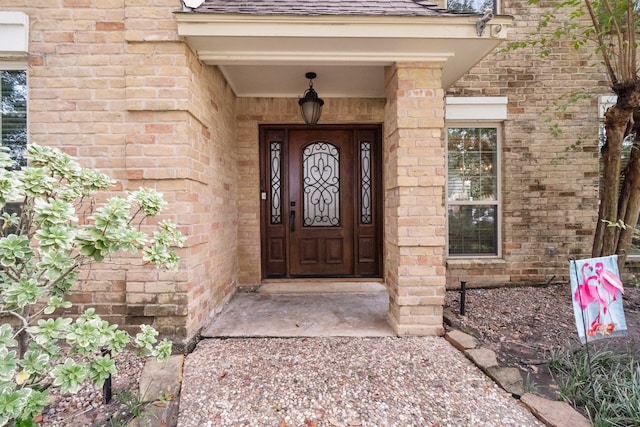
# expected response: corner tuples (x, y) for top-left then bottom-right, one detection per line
(175, 13), (513, 98)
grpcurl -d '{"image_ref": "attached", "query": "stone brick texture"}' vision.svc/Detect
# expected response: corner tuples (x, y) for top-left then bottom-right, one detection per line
(446, 0), (608, 287)
(384, 63), (447, 335)
(2, 0), (238, 345)
(235, 83), (444, 335)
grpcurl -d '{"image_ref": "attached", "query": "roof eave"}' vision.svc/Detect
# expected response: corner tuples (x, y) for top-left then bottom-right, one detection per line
(175, 12), (513, 38)
(175, 13), (514, 96)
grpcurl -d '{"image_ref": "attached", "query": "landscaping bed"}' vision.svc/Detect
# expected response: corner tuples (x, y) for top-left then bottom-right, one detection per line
(445, 283), (640, 422)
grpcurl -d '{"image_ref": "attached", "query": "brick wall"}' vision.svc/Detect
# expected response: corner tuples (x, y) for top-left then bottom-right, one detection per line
(446, 0), (608, 287)
(2, 0), (238, 347)
(12, 0), (138, 332)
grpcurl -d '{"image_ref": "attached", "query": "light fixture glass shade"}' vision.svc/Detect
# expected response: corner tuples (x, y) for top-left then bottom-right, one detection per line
(299, 96), (323, 125)
(298, 73), (324, 125)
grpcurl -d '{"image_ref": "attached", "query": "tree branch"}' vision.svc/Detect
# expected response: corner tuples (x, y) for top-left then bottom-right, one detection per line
(584, 0), (619, 86)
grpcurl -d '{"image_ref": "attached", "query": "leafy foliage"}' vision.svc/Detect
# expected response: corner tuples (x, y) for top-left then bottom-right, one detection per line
(0, 144), (184, 425)
(549, 343), (640, 426)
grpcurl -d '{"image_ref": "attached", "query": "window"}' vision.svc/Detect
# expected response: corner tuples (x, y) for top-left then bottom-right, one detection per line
(1, 68), (27, 169)
(447, 0), (497, 13)
(1, 12), (29, 220)
(446, 126), (500, 256)
(0, 11), (28, 168)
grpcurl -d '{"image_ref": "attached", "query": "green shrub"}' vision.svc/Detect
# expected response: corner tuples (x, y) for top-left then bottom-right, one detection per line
(0, 145), (184, 426)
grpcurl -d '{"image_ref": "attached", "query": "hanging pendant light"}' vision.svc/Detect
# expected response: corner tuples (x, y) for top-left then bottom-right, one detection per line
(298, 72), (324, 125)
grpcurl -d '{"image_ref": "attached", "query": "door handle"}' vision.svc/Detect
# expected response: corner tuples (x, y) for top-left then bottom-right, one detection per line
(290, 210), (295, 232)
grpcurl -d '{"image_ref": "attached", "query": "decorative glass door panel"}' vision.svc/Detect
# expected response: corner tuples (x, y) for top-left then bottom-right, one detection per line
(260, 125), (382, 278)
(303, 142), (340, 227)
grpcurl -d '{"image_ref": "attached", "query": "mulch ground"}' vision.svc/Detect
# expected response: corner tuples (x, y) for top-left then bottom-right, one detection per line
(444, 283), (640, 399)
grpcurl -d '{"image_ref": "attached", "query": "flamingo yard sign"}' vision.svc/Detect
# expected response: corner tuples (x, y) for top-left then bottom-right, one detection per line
(569, 255), (628, 344)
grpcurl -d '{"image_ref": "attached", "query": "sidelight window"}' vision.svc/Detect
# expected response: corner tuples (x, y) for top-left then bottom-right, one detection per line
(269, 141), (282, 224)
(360, 141), (372, 224)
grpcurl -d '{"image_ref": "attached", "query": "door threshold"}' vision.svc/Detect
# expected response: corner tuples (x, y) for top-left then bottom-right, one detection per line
(256, 279), (386, 295)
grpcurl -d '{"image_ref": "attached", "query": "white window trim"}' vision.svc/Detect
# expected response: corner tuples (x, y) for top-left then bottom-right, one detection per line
(445, 96), (508, 121)
(598, 95), (616, 119)
(445, 122), (503, 258)
(0, 12), (29, 57)
(0, 61), (27, 71)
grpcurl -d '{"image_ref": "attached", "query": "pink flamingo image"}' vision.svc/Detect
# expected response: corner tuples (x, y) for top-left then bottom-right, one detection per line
(594, 262), (624, 300)
(574, 261), (625, 336)
(574, 263), (606, 310)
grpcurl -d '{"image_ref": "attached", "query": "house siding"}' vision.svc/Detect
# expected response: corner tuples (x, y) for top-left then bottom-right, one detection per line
(446, 0), (607, 287)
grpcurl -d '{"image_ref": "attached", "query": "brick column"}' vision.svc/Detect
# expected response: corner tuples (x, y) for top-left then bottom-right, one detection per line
(384, 62), (447, 336)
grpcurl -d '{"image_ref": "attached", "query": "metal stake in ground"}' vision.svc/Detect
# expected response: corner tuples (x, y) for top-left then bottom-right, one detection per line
(570, 257), (596, 406)
(101, 347), (113, 404)
(460, 281), (467, 316)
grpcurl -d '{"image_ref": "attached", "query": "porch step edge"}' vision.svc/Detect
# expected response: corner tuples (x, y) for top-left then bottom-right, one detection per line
(256, 281), (386, 294)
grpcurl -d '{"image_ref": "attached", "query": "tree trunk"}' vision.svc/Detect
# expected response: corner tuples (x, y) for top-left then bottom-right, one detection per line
(615, 114), (640, 268)
(592, 104), (632, 257)
(616, 151), (640, 261)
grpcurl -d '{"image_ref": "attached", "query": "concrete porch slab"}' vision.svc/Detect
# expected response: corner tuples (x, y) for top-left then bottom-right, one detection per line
(201, 290), (395, 338)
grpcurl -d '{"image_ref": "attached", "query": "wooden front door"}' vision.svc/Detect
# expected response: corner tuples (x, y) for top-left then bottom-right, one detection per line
(260, 125), (382, 278)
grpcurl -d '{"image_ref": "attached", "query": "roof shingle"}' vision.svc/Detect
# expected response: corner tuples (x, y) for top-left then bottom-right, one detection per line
(195, 0), (455, 16)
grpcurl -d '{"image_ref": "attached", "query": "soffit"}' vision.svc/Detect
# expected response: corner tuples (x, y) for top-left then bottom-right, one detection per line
(176, 13), (512, 98)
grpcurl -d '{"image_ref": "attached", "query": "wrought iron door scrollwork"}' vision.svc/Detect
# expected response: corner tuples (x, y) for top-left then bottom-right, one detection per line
(270, 142), (282, 224)
(302, 142), (340, 227)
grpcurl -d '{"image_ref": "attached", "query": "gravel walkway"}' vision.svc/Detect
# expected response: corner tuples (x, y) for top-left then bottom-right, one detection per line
(178, 337), (544, 427)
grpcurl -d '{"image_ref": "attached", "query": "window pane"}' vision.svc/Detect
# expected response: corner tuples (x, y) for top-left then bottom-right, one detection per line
(270, 141), (282, 224)
(447, 127), (497, 202)
(447, 0), (496, 13)
(448, 205), (497, 255)
(1, 70), (27, 169)
(360, 141), (372, 224)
